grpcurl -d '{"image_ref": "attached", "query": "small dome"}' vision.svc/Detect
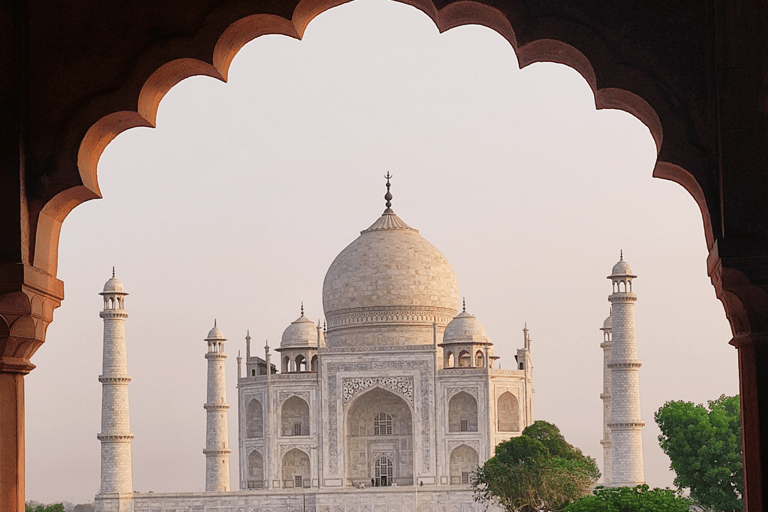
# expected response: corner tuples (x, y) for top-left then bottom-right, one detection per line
(281, 314), (317, 348)
(602, 314), (612, 330)
(611, 259), (633, 275)
(206, 323), (225, 341)
(443, 310), (489, 343)
(101, 276), (126, 294)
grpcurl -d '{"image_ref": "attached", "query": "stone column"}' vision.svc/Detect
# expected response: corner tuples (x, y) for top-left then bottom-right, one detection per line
(0, 267), (63, 512)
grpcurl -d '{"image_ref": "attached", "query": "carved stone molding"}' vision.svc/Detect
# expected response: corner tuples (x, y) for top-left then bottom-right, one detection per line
(278, 390), (310, 404)
(447, 440), (480, 453)
(0, 280), (63, 374)
(279, 444), (312, 458)
(342, 376), (414, 405)
(244, 392), (265, 406)
(495, 387), (518, 400)
(326, 305), (456, 331)
(446, 387), (478, 400)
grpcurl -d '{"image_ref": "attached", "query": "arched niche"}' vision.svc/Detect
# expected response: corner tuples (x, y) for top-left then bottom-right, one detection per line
(448, 392), (478, 433)
(281, 448), (310, 488)
(345, 387), (413, 487)
(450, 444), (479, 485)
(246, 398), (263, 438)
(281, 396), (309, 436)
(497, 391), (520, 432)
(247, 450), (264, 488)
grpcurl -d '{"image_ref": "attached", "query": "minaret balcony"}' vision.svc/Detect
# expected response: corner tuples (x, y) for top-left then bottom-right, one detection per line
(607, 360), (642, 369)
(97, 433), (134, 441)
(99, 310), (129, 319)
(607, 421), (646, 429)
(607, 293), (637, 302)
(98, 375), (131, 383)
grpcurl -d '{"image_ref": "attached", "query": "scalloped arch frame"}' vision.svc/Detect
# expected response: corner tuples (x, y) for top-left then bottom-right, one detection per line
(36, 0), (711, 279)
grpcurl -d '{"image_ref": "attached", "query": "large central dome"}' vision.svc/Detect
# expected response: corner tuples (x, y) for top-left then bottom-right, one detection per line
(322, 206), (460, 348)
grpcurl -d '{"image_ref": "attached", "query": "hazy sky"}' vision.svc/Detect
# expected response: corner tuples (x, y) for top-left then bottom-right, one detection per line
(26, 0), (738, 504)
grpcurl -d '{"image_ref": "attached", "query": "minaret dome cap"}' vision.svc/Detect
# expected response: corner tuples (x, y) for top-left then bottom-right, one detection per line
(100, 276), (127, 295)
(611, 259), (633, 275)
(206, 323), (225, 341)
(602, 314), (612, 330)
(609, 253), (636, 278)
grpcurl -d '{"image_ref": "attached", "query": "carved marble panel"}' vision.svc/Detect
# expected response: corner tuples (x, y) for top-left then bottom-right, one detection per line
(446, 387), (478, 400)
(343, 376), (414, 405)
(278, 390), (310, 404)
(279, 443), (312, 458)
(447, 440), (480, 453)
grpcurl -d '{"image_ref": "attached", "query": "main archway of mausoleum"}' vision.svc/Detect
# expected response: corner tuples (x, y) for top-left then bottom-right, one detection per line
(345, 387), (414, 487)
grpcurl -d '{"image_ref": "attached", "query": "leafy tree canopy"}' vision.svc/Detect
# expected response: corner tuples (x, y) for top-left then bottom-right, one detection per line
(473, 420), (600, 512)
(26, 504), (67, 512)
(564, 485), (691, 512)
(655, 394), (743, 512)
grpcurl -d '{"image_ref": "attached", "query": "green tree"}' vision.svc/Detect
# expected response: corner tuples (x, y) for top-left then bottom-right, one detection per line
(472, 420), (600, 512)
(564, 485), (691, 512)
(655, 394), (743, 512)
(26, 504), (67, 512)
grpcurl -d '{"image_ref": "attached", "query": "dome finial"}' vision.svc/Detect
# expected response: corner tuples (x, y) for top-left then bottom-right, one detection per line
(462, 297), (466, 312)
(620, 249), (623, 260)
(301, 302), (304, 316)
(384, 172), (393, 212)
(214, 318), (217, 327)
(112, 266), (115, 278)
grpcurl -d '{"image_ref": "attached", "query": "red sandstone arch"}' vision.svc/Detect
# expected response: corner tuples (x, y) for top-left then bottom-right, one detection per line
(7, 1), (768, 511)
(32, 0), (709, 286)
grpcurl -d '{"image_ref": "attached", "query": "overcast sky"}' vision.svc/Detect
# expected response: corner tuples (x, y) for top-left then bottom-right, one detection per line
(25, 0), (738, 504)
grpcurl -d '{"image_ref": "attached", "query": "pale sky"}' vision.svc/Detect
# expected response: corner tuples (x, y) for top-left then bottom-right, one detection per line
(26, 0), (738, 504)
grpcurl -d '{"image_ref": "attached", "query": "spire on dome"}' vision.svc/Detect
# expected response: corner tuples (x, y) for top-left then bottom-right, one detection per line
(620, 249), (623, 260)
(384, 172), (393, 213)
(112, 266), (115, 278)
(463, 298), (466, 312)
(301, 302), (304, 316)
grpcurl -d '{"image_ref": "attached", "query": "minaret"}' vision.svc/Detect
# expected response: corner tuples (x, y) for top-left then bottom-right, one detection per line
(97, 270), (134, 505)
(599, 309), (613, 485)
(204, 321), (231, 492)
(607, 253), (645, 487)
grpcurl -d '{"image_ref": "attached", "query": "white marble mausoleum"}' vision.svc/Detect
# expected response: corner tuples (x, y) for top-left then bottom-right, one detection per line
(96, 179), (534, 512)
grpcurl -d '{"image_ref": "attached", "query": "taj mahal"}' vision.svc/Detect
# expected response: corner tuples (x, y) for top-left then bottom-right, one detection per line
(94, 178), (643, 512)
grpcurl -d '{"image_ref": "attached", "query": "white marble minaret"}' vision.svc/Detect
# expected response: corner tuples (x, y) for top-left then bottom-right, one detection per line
(204, 321), (231, 492)
(97, 270), (134, 509)
(599, 309), (612, 485)
(606, 253), (645, 487)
